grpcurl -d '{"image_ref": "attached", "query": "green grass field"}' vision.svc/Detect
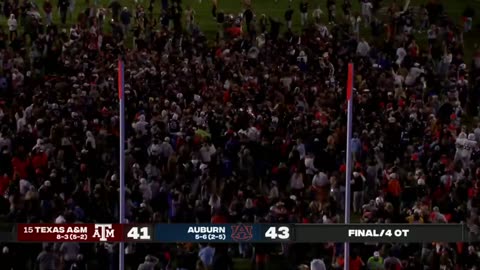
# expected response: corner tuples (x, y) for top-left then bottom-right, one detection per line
(1, 0), (477, 59)
(184, 0), (480, 61)
(5, 0), (475, 64)
(10, 1), (479, 43)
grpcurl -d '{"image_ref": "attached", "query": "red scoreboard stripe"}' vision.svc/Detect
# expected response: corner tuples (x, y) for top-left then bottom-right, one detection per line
(17, 224), (124, 242)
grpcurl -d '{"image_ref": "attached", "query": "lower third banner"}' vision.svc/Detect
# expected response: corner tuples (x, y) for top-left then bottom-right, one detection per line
(17, 224), (124, 242)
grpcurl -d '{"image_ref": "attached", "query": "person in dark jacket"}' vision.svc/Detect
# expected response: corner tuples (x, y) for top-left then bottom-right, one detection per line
(58, 0), (69, 24)
(299, 0), (308, 26)
(352, 170), (366, 214)
(212, 244), (233, 270)
(244, 6), (254, 34)
(285, 5), (294, 30)
(108, 0), (121, 21)
(120, 7), (132, 38)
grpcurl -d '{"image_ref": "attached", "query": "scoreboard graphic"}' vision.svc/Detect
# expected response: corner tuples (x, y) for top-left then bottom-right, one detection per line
(0, 223), (476, 243)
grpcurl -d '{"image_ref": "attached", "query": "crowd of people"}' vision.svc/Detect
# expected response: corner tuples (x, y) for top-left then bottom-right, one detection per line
(0, 0), (479, 269)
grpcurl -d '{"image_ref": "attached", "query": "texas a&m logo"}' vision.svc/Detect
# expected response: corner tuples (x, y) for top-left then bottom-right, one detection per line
(92, 224), (115, 241)
(231, 224), (253, 241)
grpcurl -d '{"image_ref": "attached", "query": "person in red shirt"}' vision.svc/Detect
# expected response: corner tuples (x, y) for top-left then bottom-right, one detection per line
(387, 173), (402, 213)
(211, 209), (228, 224)
(226, 26), (242, 38)
(31, 149), (48, 172)
(408, 40), (419, 58)
(0, 173), (11, 195)
(11, 154), (30, 180)
(349, 251), (365, 270)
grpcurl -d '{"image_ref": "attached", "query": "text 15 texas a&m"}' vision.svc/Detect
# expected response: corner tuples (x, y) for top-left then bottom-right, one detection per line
(17, 224), (124, 242)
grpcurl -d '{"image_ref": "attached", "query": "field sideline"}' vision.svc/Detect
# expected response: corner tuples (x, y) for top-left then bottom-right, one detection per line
(3, 0), (477, 36)
(0, 0), (478, 57)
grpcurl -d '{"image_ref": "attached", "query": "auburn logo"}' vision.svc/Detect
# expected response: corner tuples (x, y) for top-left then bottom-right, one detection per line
(231, 224), (253, 241)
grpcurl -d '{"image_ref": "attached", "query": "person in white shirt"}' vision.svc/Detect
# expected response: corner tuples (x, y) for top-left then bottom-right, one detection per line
(474, 123), (480, 142)
(392, 68), (404, 87)
(351, 15), (361, 38)
(304, 153), (317, 176)
(310, 259), (327, 270)
(19, 179), (32, 195)
(247, 126), (261, 142)
(405, 63), (424, 86)
(7, 14), (17, 41)
(15, 111), (27, 132)
(59, 242), (80, 269)
(312, 171), (329, 188)
(295, 139), (306, 160)
(438, 50), (452, 76)
(361, 0), (373, 27)
(256, 33), (266, 48)
(455, 132), (468, 165)
(69, 0), (76, 20)
(55, 214), (66, 224)
(208, 194), (221, 213)
(137, 255), (159, 270)
(147, 139), (161, 158)
(132, 115), (148, 135)
(139, 178), (152, 202)
(396, 46), (407, 66)
(460, 133), (478, 168)
(269, 181), (280, 200)
(313, 6), (323, 23)
(198, 244), (215, 268)
(318, 24), (329, 38)
(356, 38), (370, 57)
(85, 131), (96, 149)
(159, 137), (174, 161)
(290, 169), (305, 192)
(200, 142), (216, 163)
